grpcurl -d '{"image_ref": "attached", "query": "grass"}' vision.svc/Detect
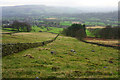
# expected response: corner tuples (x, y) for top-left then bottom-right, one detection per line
(2, 32), (57, 43)
(85, 39), (119, 46)
(47, 27), (63, 34)
(86, 28), (102, 37)
(86, 29), (95, 37)
(31, 26), (47, 32)
(2, 28), (17, 33)
(2, 26), (63, 34)
(2, 32), (119, 78)
(86, 26), (105, 29)
(32, 26), (63, 34)
(60, 21), (72, 26)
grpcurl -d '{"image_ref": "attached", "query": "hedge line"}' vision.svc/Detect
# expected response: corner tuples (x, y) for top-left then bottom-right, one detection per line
(2, 34), (59, 56)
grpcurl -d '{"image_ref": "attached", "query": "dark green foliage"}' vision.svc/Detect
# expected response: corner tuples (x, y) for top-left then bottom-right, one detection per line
(62, 24), (86, 40)
(94, 26), (120, 39)
(12, 20), (32, 32)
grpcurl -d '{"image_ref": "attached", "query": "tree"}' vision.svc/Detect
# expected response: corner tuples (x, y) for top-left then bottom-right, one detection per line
(12, 20), (32, 32)
(62, 24), (86, 40)
(94, 25), (120, 39)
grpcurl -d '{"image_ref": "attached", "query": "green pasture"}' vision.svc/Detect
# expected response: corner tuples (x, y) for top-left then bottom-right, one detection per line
(2, 33), (119, 78)
(60, 21), (72, 26)
(2, 32), (57, 43)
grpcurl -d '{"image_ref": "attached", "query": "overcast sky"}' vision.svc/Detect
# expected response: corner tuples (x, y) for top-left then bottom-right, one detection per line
(0, 0), (119, 8)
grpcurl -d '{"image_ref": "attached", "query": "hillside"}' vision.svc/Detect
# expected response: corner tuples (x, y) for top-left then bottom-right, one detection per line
(2, 32), (57, 43)
(2, 5), (82, 17)
(2, 5), (117, 21)
(2, 5), (118, 27)
(2, 32), (119, 78)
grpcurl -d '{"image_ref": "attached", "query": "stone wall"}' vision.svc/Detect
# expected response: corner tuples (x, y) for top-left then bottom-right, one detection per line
(2, 34), (59, 56)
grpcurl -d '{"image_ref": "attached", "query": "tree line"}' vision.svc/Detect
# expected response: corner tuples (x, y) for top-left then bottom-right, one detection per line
(94, 26), (120, 39)
(11, 21), (32, 32)
(62, 24), (119, 40)
(3, 20), (32, 32)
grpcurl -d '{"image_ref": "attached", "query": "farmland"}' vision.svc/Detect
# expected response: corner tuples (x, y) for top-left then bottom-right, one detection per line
(3, 26), (63, 34)
(32, 26), (63, 34)
(1, 3), (119, 79)
(1, 5), (119, 78)
(86, 26), (105, 29)
(60, 21), (72, 26)
(2, 32), (57, 43)
(84, 37), (119, 46)
(2, 26), (119, 46)
(2, 32), (119, 78)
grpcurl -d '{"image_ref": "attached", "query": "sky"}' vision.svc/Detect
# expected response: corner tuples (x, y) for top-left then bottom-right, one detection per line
(0, 0), (119, 8)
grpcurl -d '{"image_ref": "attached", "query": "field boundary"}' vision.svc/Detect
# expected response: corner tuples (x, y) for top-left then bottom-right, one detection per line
(2, 34), (59, 56)
(81, 40), (120, 50)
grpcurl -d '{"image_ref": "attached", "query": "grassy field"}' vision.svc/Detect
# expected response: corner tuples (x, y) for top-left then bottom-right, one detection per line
(60, 21), (72, 26)
(2, 32), (57, 43)
(47, 27), (63, 33)
(86, 29), (95, 37)
(86, 28), (102, 37)
(2, 26), (63, 34)
(31, 26), (47, 32)
(86, 26), (106, 37)
(86, 26), (105, 29)
(85, 38), (119, 46)
(2, 32), (119, 78)
(32, 26), (63, 34)
(2, 28), (17, 33)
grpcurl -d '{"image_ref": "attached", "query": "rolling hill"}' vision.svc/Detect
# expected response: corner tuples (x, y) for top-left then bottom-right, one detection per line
(2, 5), (82, 17)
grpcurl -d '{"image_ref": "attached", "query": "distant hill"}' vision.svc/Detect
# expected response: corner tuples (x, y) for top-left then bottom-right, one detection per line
(2, 5), (82, 17)
(2, 5), (117, 17)
(2, 5), (118, 24)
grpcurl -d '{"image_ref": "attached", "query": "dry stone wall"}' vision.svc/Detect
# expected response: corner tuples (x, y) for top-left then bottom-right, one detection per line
(2, 34), (59, 56)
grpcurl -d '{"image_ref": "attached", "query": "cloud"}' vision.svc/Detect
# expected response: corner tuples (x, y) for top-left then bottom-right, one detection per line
(0, 0), (119, 7)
